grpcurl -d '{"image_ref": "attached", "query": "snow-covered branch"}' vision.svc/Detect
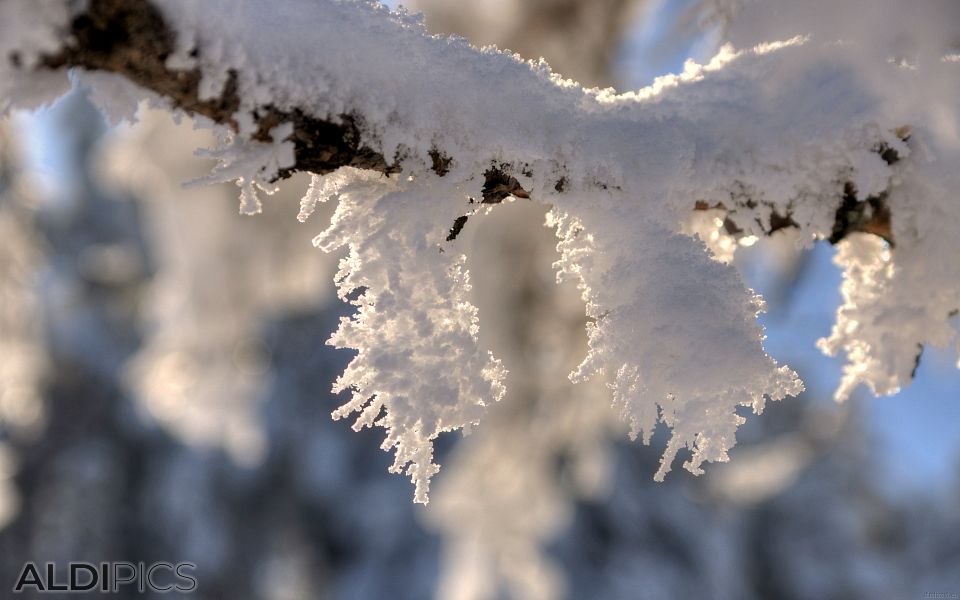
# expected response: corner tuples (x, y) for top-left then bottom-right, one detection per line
(2, 0), (903, 238)
(3, 0), (958, 501)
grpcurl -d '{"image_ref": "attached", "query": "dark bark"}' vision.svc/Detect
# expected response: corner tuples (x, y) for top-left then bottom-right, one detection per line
(37, 0), (394, 177)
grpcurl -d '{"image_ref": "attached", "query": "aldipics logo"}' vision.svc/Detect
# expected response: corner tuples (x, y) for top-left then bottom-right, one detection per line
(12, 562), (197, 594)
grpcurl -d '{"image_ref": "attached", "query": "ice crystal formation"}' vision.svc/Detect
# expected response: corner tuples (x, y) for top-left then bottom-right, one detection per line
(2, 0), (958, 501)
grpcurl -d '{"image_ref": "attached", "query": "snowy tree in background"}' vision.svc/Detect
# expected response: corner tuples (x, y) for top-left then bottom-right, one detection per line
(1, 0), (959, 509)
(101, 110), (333, 467)
(0, 122), (47, 530)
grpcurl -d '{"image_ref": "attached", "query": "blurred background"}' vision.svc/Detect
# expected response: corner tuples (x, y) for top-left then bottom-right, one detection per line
(0, 0), (958, 598)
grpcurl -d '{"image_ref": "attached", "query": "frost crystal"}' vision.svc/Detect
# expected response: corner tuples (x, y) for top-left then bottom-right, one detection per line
(550, 202), (803, 479)
(189, 123), (295, 215)
(3, 0), (959, 500)
(307, 169), (506, 502)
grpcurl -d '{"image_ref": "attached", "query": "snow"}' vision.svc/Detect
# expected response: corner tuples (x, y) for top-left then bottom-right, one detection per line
(189, 122), (296, 215)
(307, 168), (507, 503)
(0, 0), (71, 111)
(550, 205), (803, 479)
(2, 0), (958, 501)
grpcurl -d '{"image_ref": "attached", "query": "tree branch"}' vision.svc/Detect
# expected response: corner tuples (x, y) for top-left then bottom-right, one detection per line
(38, 0), (394, 177)
(17, 0), (899, 244)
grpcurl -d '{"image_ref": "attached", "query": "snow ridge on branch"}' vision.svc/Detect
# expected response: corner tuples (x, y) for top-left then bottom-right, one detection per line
(3, 0), (958, 500)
